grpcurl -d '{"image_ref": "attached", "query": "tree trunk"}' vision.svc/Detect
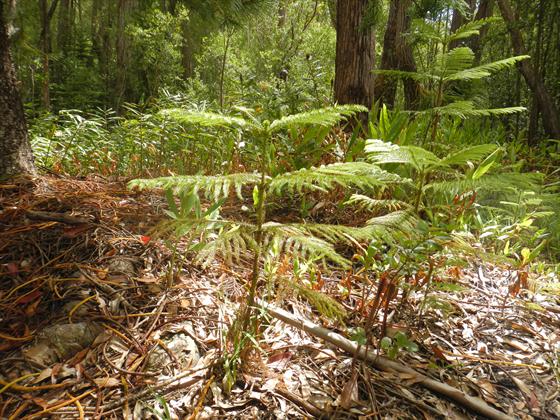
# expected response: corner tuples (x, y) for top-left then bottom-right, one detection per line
(57, 0), (71, 55)
(497, 0), (560, 140)
(374, 0), (419, 110)
(180, 20), (195, 80)
(471, 0), (494, 64)
(334, 0), (375, 120)
(0, 0), (36, 177)
(115, 0), (131, 110)
(448, 1), (475, 50)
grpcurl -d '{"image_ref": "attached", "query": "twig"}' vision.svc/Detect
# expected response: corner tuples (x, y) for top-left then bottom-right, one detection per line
(259, 299), (513, 420)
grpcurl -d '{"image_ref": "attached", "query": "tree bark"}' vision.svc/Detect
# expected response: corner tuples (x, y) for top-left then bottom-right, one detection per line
(38, 0), (58, 110)
(0, 0), (36, 177)
(115, 0), (132, 110)
(57, 0), (71, 55)
(374, 0), (419, 109)
(497, 0), (560, 140)
(448, 0), (475, 50)
(471, 0), (494, 64)
(334, 0), (375, 120)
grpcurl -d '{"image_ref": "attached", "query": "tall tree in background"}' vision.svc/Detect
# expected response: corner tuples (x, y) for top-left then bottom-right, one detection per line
(115, 0), (134, 110)
(470, 0), (494, 64)
(448, 0), (475, 50)
(374, 0), (418, 109)
(334, 0), (375, 119)
(38, 0), (59, 110)
(0, 0), (36, 177)
(497, 0), (560, 140)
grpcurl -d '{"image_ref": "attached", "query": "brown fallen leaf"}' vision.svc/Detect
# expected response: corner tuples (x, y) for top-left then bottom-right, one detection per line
(338, 370), (358, 410)
(94, 377), (120, 388)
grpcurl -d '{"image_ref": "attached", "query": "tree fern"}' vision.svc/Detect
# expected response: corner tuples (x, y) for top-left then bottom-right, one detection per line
(129, 106), (408, 335)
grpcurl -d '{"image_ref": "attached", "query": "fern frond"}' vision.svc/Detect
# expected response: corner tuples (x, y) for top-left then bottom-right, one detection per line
(425, 172), (544, 195)
(445, 56), (530, 82)
(430, 101), (526, 118)
(195, 224), (256, 267)
(439, 144), (498, 166)
(269, 105), (367, 132)
(346, 194), (411, 212)
(268, 162), (403, 195)
(262, 224), (350, 267)
(447, 17), (500, 43)
(289, 281), (347, 321)
(442, 47), (475, 74)
(160, 108), (252, 129)
(373, 69), (439, 82)
(365, 139), (440, 170)
(366, 211), (417, 239)
(129, 172), (262, 200)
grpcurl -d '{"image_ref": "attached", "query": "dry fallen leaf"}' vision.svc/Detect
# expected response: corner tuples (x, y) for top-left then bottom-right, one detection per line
(338, 370), (358, 410)
(94, 377), (121, 388)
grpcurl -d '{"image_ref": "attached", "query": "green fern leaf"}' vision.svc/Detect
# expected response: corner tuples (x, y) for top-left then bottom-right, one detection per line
(128, 173), (262, 200)
(445, 56), (530, 82)
(161, 108), (252, 129)
(447, 17), (500, 43)
(365, 139), (440, 171)
(439, 144), (498, 166)
(269, 105), (367, 132)
(268, 162), (402, 195)
(346, 194), (411, 212)
(430, 101), (526, 118)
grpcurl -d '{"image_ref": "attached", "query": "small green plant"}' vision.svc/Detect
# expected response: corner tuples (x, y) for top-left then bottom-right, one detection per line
(380, 332), (419, 359)
(130, 105), (416, 390)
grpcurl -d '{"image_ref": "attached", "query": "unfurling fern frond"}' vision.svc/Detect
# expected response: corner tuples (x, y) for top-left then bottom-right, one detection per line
(269, 105), (367, 132)
(129, 172), (262, 200)
(268, 162), (404, 195)
(346, 194), (411, 212)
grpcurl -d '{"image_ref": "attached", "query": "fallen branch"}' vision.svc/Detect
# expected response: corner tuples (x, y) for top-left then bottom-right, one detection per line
(259, 300), (512, 420)
(26, 210), (90, 225)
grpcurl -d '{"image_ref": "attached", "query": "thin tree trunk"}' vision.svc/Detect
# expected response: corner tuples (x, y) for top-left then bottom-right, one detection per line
(39, 0), (55, 110)
(57, 0), (71, 55)
(497, 0), (560, 140)
(0, 0), (36, 177)
(471, 0), (494, 64)
(180, 20), (195, 80)
(334, 0), (376, 124)
(115, 0), (130, 110)
(374, 0), (419, 110)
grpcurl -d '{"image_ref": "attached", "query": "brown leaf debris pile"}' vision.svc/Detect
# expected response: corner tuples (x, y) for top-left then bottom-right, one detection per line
(0, 175), (559, 419)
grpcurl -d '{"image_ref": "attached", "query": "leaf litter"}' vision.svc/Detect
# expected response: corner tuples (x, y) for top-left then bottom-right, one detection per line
(0, 175), (559, 419)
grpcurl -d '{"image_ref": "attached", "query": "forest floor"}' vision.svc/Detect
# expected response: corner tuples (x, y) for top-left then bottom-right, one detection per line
(1, 175), (559, 419)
